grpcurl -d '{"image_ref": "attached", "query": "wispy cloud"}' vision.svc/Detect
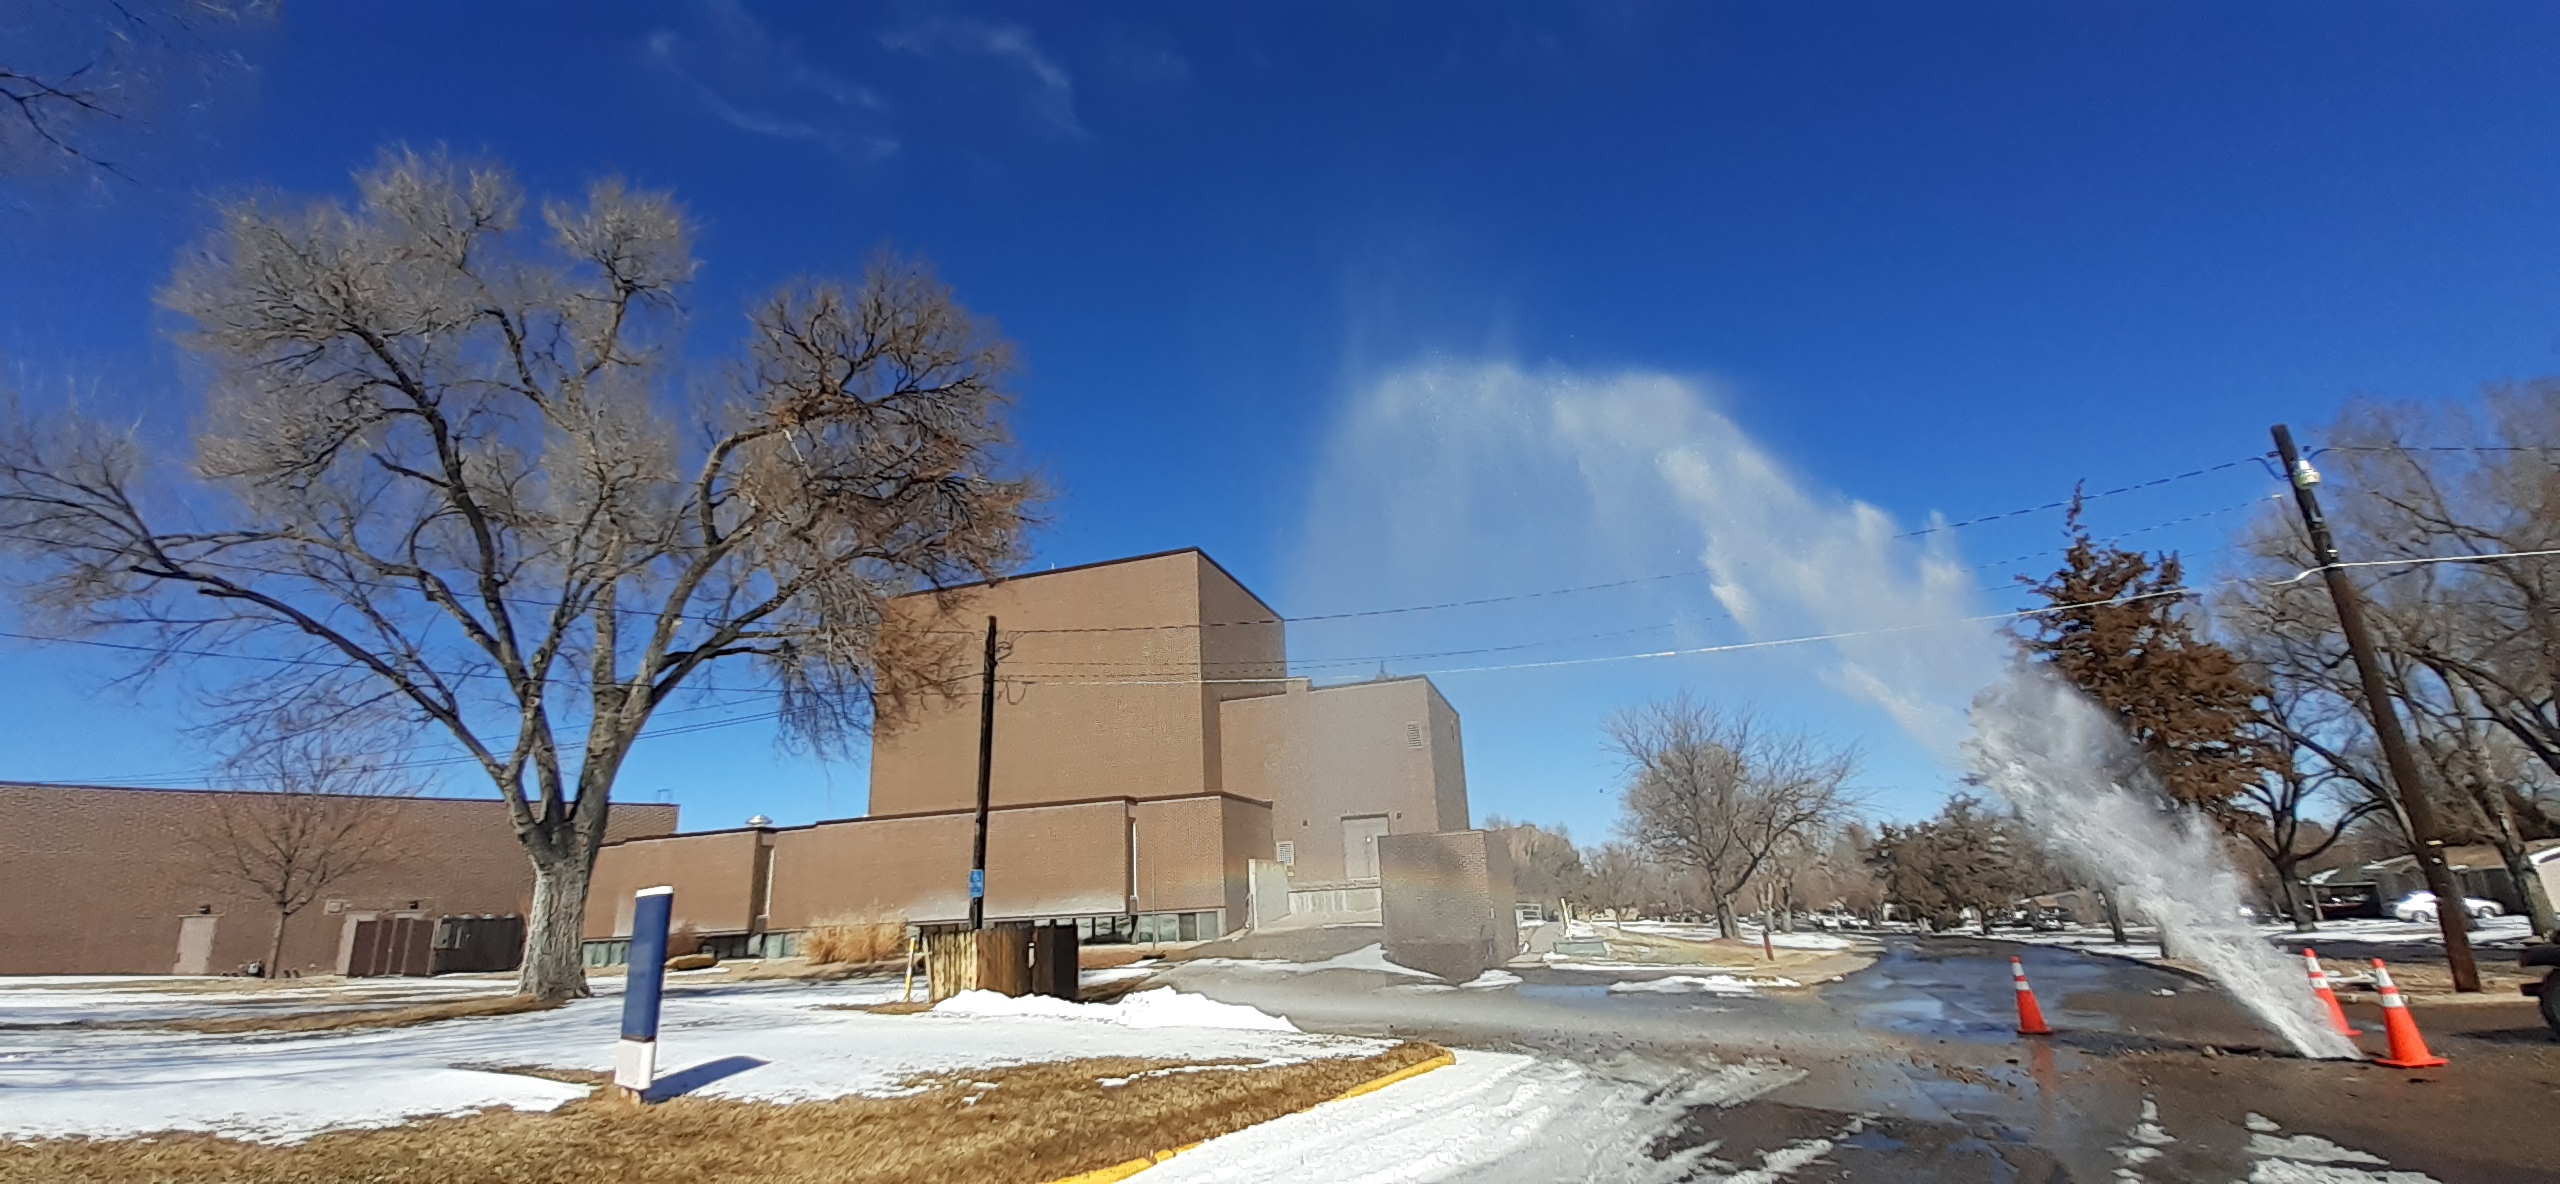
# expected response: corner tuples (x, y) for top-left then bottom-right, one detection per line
(881, 20), (1087, 138)
(643, 2), (897, 159)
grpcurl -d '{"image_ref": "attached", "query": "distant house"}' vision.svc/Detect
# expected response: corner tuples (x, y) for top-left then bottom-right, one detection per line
(2362, 839), (2560, 916)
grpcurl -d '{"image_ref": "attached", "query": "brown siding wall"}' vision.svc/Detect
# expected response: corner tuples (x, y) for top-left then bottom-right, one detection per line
(1132, 796), (1235, 915)
(1219, 677), (1469, 883)
(0, 784), (677, 976)
(583, 828), (766, 938)
(867, 551), (1286, 817)
(1216, 795), (1274, 929)
(765, 813), (973, 930)
(985, 800), (1135, 919)
(601, 794), (1248, 935)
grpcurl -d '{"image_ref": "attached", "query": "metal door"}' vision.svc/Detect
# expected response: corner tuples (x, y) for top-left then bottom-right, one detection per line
(1342, 815), (1390, 882)
(172, 914), (219, 975)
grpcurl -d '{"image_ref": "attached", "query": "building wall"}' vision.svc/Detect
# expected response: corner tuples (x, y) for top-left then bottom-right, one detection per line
(597, 794), (1250, 937)
(1219, 677), (1471, 884)
(584, 827), (768, 939)
(0, 783), (678, 976)
(867, 550), (1287, 817)
(766, 812), (974, 930)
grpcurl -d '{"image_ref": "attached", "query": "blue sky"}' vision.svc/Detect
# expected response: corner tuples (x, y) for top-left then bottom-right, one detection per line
(7, 2), (2560, 842)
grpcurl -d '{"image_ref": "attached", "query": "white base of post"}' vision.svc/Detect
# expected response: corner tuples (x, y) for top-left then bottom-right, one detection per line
(613, 1038), (657, 1096)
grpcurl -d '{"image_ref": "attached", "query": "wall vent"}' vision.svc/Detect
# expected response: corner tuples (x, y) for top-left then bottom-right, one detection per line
(1405, 721), (1424, 749)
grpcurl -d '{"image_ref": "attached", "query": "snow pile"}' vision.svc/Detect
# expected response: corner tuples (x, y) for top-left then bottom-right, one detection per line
(931, 987), (1298, 1032)
(1606, 974), (1800, 996)
(0, 978), (1379, 1144)
(1460, 970), (1521, 989)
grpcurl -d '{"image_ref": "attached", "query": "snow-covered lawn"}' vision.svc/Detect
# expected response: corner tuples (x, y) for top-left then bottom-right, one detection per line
(0, 973), (521, 1027)
(1994, 913), (2538, 964)
(0, 976), (1390, 1145)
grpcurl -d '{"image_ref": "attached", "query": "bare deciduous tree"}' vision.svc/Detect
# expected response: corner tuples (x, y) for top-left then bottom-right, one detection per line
(2, 1), (273, 179)
(184, 740), (413, 977)
(1609, 696), (1856, 939)
(1484, 816), (1590, 920)
(2219, 391), (2560, 934)
(0, 151), (1033, 999)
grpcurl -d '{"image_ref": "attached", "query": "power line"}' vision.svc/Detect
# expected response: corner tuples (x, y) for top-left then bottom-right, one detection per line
(996, 548), (2560, 689)
(1891, 456), (2264, 538)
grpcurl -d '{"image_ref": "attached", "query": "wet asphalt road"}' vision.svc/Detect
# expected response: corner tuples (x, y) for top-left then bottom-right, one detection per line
(1153, 935), (2560, 1182)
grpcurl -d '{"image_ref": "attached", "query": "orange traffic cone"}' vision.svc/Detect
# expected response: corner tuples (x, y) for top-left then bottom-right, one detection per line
(2303, 947), (2355, 1036)
(2011, 955), (2052, 1035)
(2368, 960), (2447, 1069)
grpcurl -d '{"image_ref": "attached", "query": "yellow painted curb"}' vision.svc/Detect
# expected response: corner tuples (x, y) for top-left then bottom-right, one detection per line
(1329, 1050), (1457, 1102)
(1040, 1052), (1455, 1184)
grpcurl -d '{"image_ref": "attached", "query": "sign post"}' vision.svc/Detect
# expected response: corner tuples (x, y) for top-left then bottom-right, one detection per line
(614, 886), (674, 1100)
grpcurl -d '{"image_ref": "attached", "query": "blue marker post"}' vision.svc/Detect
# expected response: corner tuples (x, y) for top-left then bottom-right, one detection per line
(614, 885), (674, 1100)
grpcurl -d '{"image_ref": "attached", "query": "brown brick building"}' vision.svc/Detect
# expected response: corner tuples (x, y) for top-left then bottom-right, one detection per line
(0, 783), (678, 976)
(585, 549), (1487, 955)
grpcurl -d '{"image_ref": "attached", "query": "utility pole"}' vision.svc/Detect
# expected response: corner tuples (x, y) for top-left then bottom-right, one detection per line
(2270, 425), (2479, 992)
(967, 616), (999, 932)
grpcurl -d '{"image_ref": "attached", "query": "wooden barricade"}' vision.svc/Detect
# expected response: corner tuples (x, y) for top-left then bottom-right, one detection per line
(924, 922), (1034, 1002)
(1029, 924), (1080, 1000)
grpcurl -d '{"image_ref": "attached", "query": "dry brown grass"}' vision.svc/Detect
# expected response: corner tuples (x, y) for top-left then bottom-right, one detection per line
(0, 1043), (1449, 1184)
(0, 994), (557, 1036)
(802, 916), (908, 966)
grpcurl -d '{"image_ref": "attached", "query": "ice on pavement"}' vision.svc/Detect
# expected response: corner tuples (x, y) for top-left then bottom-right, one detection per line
(0, 978), (1385, 1144)
(932, 986), (1299, 1031)
(1605, 974), (1801, 996)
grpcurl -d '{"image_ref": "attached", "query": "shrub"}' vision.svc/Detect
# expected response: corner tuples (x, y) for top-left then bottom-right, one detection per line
(803, 917), (907, 965)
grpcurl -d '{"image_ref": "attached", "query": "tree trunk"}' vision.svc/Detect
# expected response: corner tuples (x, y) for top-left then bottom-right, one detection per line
(2273, 862), (2316, 933)
(520, 848), (594, 1001)
(1713, 895), (1738, 941)
(2100, 886), (2128, 945)
(2493, 839), (2557, 936)
(1978, 905), (1994, 936)
(265, 908), (290, 979)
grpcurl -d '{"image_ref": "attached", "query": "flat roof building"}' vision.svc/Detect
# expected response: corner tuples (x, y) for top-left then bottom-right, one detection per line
(0, 783), (678, 976)
(586, 549), (1484, 952)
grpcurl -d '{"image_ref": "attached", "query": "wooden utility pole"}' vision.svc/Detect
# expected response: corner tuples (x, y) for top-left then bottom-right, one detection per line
(2270, 425), (2479, 992)
(968, 616), (999, 932)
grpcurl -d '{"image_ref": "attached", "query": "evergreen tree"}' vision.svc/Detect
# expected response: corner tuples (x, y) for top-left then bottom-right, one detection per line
(2016, 496), (2272, 823)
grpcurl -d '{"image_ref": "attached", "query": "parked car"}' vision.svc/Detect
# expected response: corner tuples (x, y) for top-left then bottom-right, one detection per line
(2392, 891), (2504, 923)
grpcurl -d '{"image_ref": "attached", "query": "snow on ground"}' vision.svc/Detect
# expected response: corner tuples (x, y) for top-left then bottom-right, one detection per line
(1140, 1050), (1801, 1183)
(1994, 914), (2537, 964)
(1605, 974), (1801, 996)
(932, 987), (1299, 1031)
(1460, 970), (1521, 990)
(0, 976), (1390, 1144)
(2259, 915), (2537, 950)
(1177, 944), (1439, 981)
(1616, 921), (1858, 951)
(0, 974), (523, 1027)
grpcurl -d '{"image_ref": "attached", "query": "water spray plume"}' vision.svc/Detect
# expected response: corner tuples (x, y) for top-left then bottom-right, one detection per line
(1969, 675), (2359, 1058)
(1301, 361), (2362, 1058)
